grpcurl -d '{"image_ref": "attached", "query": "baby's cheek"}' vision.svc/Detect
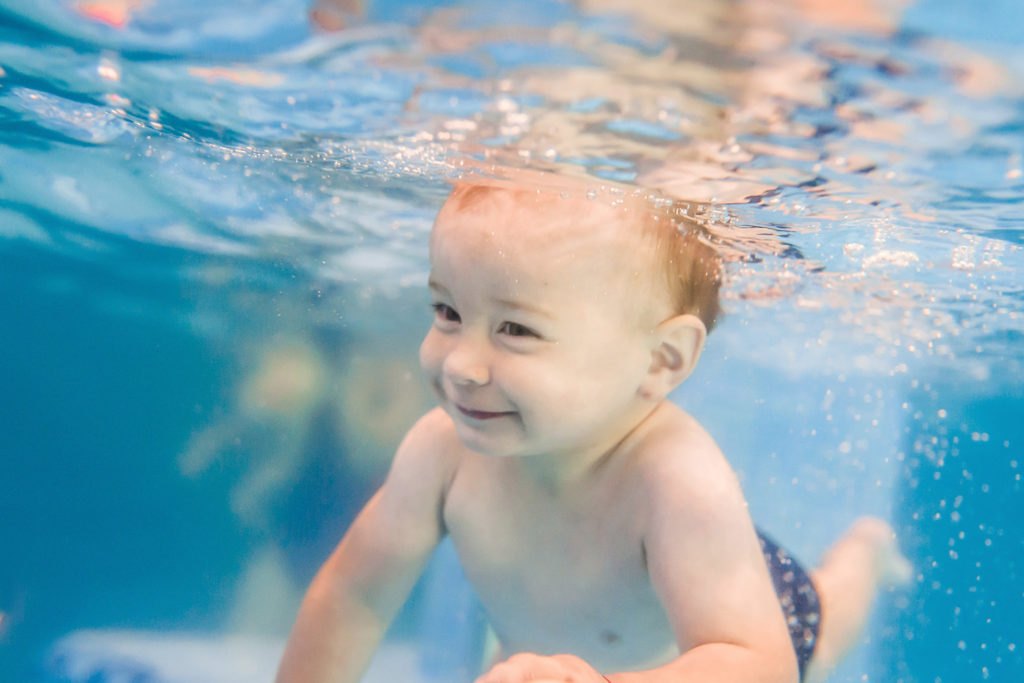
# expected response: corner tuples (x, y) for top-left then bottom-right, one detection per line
(529, 374), (588, 414)
(418, 332), (441, 373)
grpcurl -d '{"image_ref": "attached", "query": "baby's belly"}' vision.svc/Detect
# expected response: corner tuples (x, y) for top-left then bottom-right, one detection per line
(497, 626), (678, 672)
(442, 460), (677, 671)
(472, 569), (680, 671)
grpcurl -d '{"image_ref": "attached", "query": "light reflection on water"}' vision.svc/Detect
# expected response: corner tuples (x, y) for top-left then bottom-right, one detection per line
(2, 0), (1020, 367)
(0, 0), (1021, 681)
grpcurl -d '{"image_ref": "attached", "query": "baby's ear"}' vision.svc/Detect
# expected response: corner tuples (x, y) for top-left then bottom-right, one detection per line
(640, 314), (707, 401)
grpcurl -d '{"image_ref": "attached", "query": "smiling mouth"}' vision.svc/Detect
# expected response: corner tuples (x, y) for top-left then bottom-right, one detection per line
(456, 404), (514, 420)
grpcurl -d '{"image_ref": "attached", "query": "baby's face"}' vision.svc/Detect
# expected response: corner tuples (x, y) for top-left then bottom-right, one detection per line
(419, 187), (668, 460)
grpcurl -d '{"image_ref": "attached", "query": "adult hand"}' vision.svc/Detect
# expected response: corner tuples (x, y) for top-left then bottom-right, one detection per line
(475, 653), (609, 683)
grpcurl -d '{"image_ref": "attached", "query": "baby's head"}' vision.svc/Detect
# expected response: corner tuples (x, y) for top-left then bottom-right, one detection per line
(421, 171), (722, 457)
(433, 173), (721, 334)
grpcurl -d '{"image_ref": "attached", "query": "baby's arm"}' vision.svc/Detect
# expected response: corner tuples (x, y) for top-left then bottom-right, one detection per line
(275, 408), (459, 683)
(616, 438), (799, 683)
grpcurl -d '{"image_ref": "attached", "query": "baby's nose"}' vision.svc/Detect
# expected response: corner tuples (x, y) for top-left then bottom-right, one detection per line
(443, 338), (490, 386)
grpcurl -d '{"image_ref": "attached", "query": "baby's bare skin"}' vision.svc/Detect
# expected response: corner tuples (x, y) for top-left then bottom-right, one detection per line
(277, 183), (795, 683)
(440, 399), (785, 674)
(276, 178), (907, 683)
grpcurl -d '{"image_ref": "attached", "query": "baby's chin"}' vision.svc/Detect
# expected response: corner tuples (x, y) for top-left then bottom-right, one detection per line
(452, 432), (519, 458)
(445, 414), (530, 458)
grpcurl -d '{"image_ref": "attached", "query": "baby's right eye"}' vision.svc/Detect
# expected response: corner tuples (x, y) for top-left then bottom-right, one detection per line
(432, 302), (461, 324)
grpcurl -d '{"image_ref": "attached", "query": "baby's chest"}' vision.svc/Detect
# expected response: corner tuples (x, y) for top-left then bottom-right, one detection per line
(445, 474), (640, 586)
(443, 482), (674, 663)
(451, 510), (634, 601)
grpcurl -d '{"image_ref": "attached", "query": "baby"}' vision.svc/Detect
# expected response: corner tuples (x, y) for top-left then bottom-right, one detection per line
(275, 172), (908, 683)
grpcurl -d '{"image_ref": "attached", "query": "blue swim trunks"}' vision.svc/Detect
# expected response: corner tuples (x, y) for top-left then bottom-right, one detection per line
(757, 531), (821, 680)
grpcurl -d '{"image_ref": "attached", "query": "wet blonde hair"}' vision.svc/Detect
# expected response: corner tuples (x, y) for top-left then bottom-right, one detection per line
(441, 176), (723, 332)
(642, 201), (722, 332)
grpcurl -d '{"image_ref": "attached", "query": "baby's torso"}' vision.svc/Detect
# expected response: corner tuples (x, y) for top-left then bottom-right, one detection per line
(442, 449), (679, 671)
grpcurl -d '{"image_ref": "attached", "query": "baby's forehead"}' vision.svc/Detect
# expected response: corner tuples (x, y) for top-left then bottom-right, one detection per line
(436, 179), (655, 249)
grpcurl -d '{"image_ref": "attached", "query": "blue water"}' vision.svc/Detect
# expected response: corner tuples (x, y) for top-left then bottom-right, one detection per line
(1, 1), (1022, 682)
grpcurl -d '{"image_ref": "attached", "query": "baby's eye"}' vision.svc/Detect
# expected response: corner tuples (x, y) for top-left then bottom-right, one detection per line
(497, 321), (539, 338)
(432, 302), (461, 323)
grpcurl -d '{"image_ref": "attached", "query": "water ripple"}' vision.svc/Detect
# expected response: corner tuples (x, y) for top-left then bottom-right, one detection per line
(0, 0), (1021, 375)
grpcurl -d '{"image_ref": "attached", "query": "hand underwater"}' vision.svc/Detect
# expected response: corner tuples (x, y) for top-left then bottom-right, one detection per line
(475, 653), (610, 683)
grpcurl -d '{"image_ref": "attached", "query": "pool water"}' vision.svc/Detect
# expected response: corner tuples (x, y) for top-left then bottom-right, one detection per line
(0, 0), (1021, 681)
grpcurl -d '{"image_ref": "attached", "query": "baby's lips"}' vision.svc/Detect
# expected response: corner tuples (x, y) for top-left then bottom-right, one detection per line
(456, 404), (513, 420)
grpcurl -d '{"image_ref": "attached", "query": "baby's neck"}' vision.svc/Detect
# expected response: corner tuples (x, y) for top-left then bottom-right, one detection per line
(516, 401), (667, 494)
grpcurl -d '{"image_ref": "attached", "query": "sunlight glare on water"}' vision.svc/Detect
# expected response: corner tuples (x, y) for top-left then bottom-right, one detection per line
(1, 0), (1020, 371)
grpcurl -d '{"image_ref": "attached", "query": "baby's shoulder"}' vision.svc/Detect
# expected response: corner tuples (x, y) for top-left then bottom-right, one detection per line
(635, 403), (722, 462)
(389, 407), (465, 487)
(404, 405), (460, 444)
(629, 403), (739, 501)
